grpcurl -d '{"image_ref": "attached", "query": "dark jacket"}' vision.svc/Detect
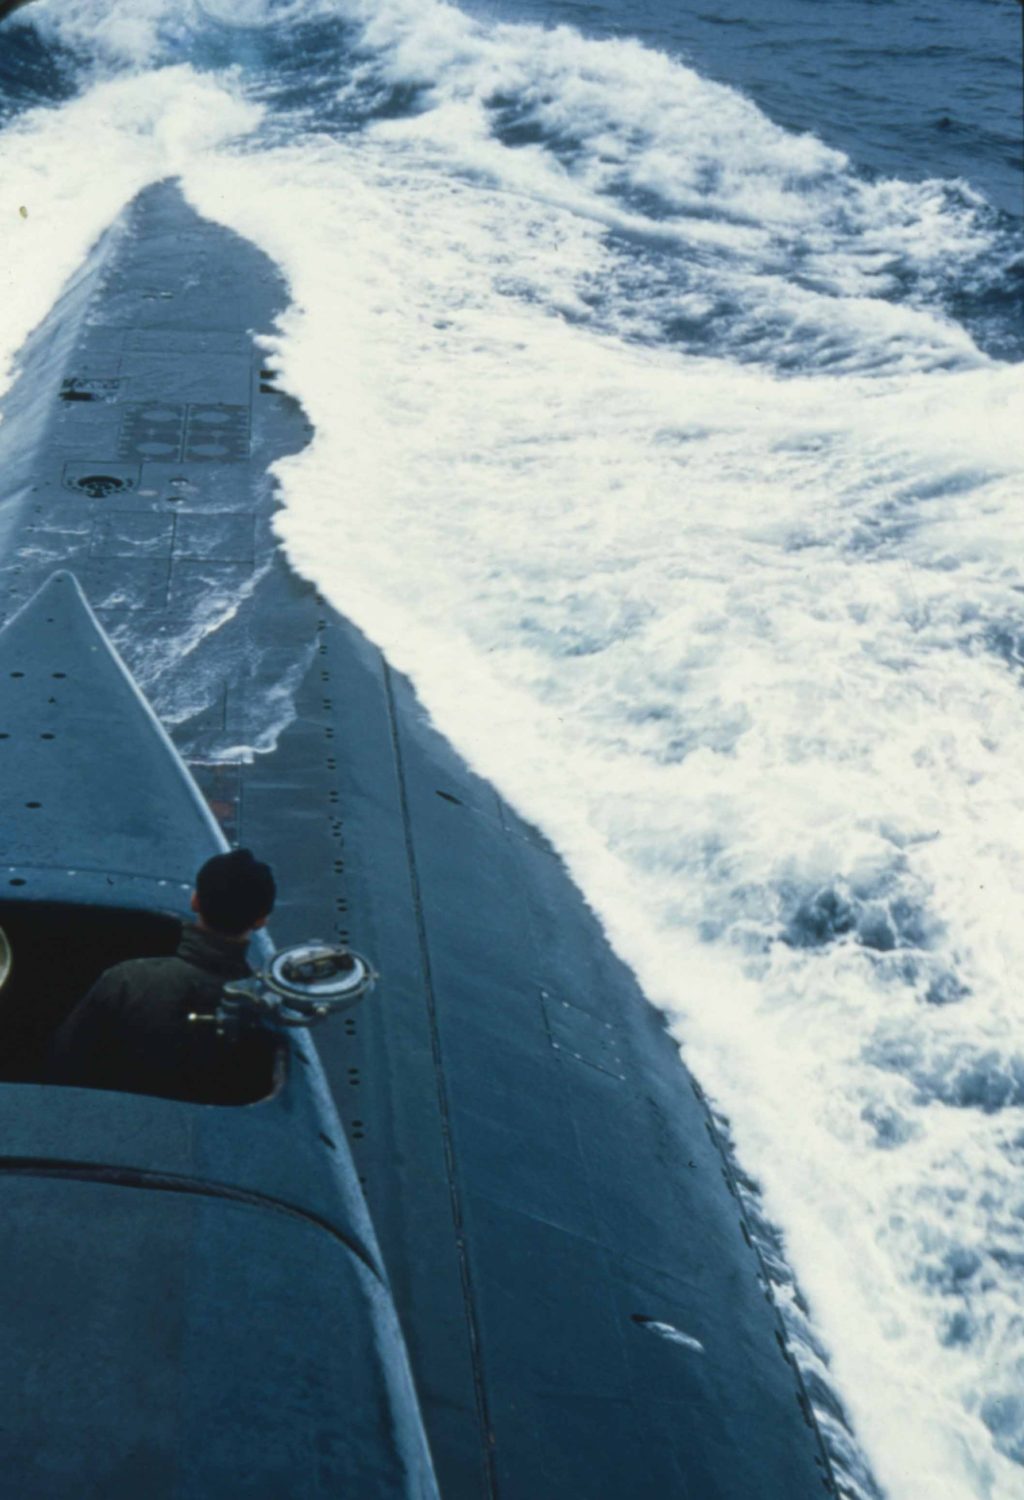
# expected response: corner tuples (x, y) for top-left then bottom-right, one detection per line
(49, 925), (274, 1105)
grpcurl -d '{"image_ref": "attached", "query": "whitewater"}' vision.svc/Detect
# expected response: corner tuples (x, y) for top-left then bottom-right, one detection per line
(1, 2), (1023, 1496)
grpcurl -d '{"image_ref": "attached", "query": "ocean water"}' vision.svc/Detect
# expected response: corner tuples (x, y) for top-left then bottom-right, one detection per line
(1, 3), (1022, 1497)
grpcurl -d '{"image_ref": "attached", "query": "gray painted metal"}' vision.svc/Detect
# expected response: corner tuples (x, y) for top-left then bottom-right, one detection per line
(0, 570), (219, 910)
(0, 180), (840, 1498)
(0, 579), (438, 1498)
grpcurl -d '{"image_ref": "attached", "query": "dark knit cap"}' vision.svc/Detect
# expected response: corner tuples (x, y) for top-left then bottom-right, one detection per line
(195, 848), (276, 937)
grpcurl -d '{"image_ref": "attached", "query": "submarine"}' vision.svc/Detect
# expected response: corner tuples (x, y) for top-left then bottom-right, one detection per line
(0, 571), (436, 1496)
(0, 169), (843, 1495)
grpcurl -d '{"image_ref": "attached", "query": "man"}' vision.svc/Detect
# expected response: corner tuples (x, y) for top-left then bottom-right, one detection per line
(50, 848), (277, 1105)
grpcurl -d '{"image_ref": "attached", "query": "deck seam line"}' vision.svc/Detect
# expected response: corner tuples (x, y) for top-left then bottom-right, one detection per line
(383, 661), (499, 1500)
(0, 1157), (385, 1281)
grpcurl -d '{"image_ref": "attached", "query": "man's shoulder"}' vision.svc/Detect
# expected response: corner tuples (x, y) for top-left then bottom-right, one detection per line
(97, 954), (184, 984)
(88, 954), (191, 1003)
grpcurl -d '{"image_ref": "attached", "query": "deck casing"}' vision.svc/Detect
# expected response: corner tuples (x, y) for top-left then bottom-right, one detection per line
(0, 181), (838, 1498)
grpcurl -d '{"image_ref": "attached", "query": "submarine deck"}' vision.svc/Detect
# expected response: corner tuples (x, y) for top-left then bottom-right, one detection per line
(0, 180), (837, 1499)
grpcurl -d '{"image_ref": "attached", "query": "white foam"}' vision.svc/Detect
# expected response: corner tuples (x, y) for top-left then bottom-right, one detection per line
(15, 0), (339, 65)
(339, 0), (994, 373)
(640, 1320), (705, 1354)
(21, 0), (999, 377)
(0, 66), (261, 408)
(15, 0), (193, 67)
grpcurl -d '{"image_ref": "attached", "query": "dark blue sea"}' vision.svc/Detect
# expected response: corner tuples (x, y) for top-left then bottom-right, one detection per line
(472, 0), (1023, 211)
(1, 4), (1022, 1497)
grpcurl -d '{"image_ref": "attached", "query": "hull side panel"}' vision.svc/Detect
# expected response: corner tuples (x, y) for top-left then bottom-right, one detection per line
(0, 1175), (434, 1499)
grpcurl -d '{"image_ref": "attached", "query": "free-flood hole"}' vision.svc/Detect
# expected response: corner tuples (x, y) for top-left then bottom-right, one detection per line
(68, 474), (133, 499)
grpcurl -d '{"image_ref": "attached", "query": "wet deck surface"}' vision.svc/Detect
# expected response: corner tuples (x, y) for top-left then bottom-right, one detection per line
(0, 181), (835, 1499)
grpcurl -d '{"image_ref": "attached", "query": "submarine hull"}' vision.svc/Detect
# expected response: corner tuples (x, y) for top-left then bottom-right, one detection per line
(0, 181), (837, 1498)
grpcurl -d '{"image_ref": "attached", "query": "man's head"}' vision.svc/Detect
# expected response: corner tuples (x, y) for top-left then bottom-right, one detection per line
(191, 849), (276, 939)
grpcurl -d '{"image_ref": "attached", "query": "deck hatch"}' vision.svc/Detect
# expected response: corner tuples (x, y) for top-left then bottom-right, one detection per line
(183, 403), (250, 462)
(114, 403), (251, 464)
(542, 992), (627, 1081)
(117, 402), (186, 462)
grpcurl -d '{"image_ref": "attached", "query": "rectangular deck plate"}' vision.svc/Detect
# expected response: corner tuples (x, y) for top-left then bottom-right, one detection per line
(542, 992), (627, 1081)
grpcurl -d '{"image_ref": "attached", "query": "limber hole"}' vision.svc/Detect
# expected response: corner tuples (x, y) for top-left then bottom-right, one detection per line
(69, 475), (131, 499)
